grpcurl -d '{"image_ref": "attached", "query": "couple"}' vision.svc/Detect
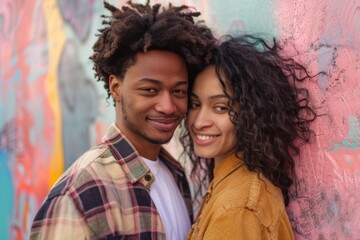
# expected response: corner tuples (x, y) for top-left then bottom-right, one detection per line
(30, 1), (316, 240)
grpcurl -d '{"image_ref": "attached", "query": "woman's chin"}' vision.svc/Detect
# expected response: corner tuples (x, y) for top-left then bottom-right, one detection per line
(194, 150), (214, 159)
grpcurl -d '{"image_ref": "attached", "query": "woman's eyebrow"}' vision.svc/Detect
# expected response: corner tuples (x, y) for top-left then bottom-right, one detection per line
(208, 94), (228, 100)
(190, 93), (228, 100)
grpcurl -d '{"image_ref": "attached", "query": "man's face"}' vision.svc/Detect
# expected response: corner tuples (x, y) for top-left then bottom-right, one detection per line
(110, 50), (188, 149)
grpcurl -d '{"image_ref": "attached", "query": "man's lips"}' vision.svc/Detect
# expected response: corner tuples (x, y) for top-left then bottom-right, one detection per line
(147, 117), (180, 131)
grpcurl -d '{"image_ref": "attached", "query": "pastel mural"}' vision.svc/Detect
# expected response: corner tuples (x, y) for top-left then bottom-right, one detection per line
(0, 0), (359, 239)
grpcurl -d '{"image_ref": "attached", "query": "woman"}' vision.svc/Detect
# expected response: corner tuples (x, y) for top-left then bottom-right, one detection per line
(181, 36), (318, 239)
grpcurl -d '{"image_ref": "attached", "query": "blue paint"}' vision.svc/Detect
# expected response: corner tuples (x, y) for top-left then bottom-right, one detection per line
(9, 55), (18, 68)
(25, 43), (49, 83)
(27, 96), (45, 146)
(9, 69), (22, 84)
(342, 222), (352, 236)
(0, 109), (4, 127)
(316, 20), (342, 92)
(345, 155), (353, 164)
(27, 67), (48, 83)
(0, 149), (14, 240)
(4, 72), (18, 124)
(330, 202), (339, 216)
(0, 15), (3, 32)
(29, 127), (36, 145)
(316, 47), (334, 91)
(1, 57), (21, 127)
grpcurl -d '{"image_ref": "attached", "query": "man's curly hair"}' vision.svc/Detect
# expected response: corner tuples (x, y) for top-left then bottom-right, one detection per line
(181, 35), (320, 206)
(90, 0), (215, 101)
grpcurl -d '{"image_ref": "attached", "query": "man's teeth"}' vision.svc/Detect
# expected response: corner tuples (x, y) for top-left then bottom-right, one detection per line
(197, 135), (215, 140)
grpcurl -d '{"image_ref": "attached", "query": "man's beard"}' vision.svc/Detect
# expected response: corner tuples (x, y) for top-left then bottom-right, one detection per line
(121, 96), (172, 145)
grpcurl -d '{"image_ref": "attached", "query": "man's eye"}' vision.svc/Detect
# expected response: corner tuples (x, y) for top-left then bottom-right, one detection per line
(144, 88), (156, 92)
(139, 88), (157, 94)
(173, 89), (187, 97)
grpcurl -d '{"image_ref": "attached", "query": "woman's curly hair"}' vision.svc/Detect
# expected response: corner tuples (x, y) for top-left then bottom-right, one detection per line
(181, 35), (320, 206)
(90, 0), (215, 101)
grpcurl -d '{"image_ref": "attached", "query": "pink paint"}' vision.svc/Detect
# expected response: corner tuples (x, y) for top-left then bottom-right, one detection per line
(276, 0), (360, 239)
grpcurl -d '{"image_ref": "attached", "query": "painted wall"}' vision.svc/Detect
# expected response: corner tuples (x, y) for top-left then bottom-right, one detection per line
(0, 0), (359, 239)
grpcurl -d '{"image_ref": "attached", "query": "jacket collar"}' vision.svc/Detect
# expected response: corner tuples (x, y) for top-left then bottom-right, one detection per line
(213, 153), (244, 189)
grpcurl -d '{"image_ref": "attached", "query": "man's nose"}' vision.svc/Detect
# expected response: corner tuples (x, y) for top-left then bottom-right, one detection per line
(154, 93), (176, 115)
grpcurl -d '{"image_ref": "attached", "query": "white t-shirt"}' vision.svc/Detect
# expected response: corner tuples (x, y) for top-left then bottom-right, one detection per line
(142, 157), (191, 240)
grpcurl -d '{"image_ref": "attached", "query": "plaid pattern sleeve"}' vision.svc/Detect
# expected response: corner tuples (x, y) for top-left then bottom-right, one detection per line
(30, 124), (192, 240)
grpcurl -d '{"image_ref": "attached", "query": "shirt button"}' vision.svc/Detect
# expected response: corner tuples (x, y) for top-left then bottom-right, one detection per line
(144, 174), (152, 181)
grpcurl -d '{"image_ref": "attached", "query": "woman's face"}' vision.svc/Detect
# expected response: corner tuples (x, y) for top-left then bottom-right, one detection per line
(188, 65), (237, 162)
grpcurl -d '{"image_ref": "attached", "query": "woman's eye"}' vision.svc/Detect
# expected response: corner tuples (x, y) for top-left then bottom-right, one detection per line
(189, 102), (200, 109)
(214, 106), (228, 112)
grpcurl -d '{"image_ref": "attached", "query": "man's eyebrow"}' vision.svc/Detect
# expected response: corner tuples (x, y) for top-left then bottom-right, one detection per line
(139, 78), (188, 86)
(139, 78), (161, 85)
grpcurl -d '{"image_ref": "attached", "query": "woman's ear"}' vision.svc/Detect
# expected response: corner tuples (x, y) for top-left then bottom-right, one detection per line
(109, 75), (121, 102)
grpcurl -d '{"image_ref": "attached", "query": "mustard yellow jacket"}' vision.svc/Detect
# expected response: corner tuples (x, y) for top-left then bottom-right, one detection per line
(187, 154), (294, 240)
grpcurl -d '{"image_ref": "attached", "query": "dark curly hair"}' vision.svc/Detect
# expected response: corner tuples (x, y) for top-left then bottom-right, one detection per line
(181, 35), (320, 206)
(90, 0), (215, 102)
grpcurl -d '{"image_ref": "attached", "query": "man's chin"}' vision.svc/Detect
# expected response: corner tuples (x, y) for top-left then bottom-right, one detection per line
(148, 138), (172, 145)
(145, 134), (173, 145)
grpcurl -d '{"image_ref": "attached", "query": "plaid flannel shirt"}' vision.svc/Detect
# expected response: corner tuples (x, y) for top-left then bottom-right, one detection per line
(30, 124), (193, 240)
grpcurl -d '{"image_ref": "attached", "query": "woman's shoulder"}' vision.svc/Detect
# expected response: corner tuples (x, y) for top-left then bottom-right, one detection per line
(211, 165), (255, 207)
(214, 167), (287, 224)
(245, 172), (289, 229)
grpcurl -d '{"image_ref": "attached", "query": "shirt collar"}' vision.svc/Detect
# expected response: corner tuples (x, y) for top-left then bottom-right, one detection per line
(101, 123), (183, 184)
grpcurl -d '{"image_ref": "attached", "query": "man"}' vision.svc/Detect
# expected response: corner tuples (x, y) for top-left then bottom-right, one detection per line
(30, 1), (214, 239)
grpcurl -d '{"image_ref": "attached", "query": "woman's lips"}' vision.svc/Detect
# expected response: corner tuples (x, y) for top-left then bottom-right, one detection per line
(192, 133), (220, 146)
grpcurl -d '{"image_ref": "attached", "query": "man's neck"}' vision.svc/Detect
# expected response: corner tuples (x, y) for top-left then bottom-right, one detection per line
(136, 144), (161, 160)
(115, 125), (161, 161)
(125, 134), (161, 160)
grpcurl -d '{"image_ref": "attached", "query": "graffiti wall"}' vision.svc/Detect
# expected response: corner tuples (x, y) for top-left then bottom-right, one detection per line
(0, 0), (359, 239)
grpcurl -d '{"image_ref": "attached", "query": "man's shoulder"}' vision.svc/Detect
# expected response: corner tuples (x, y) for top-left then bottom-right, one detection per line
(47, 145), (125, 201)
(31, 144), (150, 239)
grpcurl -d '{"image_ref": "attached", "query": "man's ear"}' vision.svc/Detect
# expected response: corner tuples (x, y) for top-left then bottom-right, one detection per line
(109, 75), (121, 102)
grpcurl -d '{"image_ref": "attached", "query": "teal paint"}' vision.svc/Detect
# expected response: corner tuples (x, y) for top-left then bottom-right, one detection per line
(0, 149), (13, 240)
(348, 116), (360, 140)
(206, 0), (279, 38)
(328, 116), (360, 150)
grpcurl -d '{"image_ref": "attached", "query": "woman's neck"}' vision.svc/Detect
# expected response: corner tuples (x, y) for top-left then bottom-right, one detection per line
(214, 148), (238, 166)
